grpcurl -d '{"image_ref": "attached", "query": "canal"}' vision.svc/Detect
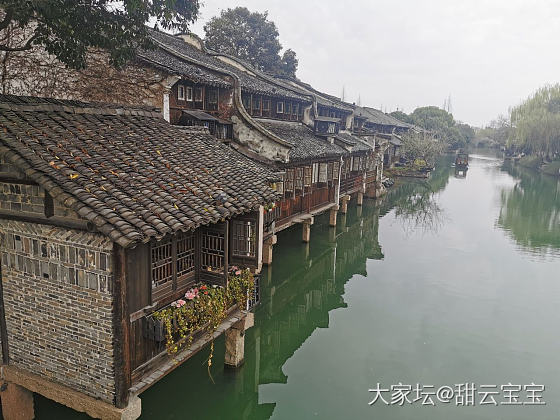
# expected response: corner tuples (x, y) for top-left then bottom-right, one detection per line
(36, 151), (560, 419)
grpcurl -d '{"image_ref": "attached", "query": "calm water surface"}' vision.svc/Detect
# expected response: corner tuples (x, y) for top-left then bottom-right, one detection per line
(37, 151), (560, 419)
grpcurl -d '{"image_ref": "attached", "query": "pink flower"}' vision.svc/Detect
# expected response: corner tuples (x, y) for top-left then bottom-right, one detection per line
(185, 291), (196, 300)
(177, 299), (186, 307)
(235, 270), (241, 275)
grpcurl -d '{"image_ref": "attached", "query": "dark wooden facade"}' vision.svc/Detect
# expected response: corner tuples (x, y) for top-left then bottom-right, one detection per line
(126, 211), (261, 378)
(275, 160), (340, 226)
(170, 80), (233, 139)
(242, 92), (307, 121)
(317, 104), (351, 130)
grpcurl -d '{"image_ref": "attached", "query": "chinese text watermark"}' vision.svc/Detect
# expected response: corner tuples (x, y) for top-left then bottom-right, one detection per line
(368, 383), (545, 406)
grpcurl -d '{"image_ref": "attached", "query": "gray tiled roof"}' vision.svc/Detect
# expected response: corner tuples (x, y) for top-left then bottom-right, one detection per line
(0, 95), (278, 248)
(354, 106), (412, 129)
(255, 119), (346, 163)
(137, 47), (231, 88)
(149, 30), (311, 102)
(335, 133), (372, 153)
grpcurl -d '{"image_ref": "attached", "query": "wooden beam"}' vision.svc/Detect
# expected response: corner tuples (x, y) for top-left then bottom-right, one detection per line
(223, 220), (229, 286)
(0, 261), (10, 364)
(0, 210), (94, 231)
(0, 177), (37, 185)
(112, 244), (131, 409)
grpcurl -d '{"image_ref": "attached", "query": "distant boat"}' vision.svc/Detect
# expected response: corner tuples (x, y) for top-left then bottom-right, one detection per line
(455, 151), (469, 169)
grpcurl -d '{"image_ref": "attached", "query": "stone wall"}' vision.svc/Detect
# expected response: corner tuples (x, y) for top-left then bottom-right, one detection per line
(0, 220), (116, 403)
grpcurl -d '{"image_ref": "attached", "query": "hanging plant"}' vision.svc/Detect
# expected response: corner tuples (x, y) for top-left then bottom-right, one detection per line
(263, 202), (276, 212)
(152, 267), (254, 373)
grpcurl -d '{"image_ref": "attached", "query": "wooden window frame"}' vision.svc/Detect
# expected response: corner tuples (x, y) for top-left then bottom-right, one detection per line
(253, 96), (261, 112)
(231, 220), (256, 258)
(263, 99), (271, 112)
(276, 101), (284, 114)
(208, 88), (218, 104)
(312, 163), (319, 184)
(177, 85), (185, 101)
(186, 86), (193, 102)
(151, 233), (196, 303)
(284, 168), (294, 193)
(333, 161), (340, 179)
(318, 163), (328, 184)
(327, 162), (334, 181)
(304, 166), (312, 187)
(295, 167), (304, 191)
(194, 87), (203, 102)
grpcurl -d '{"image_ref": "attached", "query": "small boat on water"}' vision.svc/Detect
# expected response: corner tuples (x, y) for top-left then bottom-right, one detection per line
(455, 151), (469, 169)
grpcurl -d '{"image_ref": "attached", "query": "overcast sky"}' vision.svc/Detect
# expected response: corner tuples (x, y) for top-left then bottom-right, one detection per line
(189, 0), (560, 127)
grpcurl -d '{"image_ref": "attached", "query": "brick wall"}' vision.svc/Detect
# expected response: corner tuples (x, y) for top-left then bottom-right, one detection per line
(0, 220), (116, 403)
(0, 151), (82, 219)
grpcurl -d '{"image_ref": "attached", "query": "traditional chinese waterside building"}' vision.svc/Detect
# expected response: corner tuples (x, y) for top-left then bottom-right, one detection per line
(137, 31), (389, 261)
(0, 95), (278, 419)
(0, 27), (417, 420)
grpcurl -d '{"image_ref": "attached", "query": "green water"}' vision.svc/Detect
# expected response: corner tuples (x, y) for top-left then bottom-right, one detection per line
(36, 151), (560, 419)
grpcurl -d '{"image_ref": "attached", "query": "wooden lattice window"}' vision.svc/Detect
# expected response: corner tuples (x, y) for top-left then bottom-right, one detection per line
(176, 232), (195, 290)
(151, 238), (173, 301)
(201, 228), (225, 273)
(151, 233), (196, 302)
(312, 163), (319, 184)
(327, 162), (334, 181)
(285, 169), (294, 192)
(304, 166), (312, 186)
(333, 161), (340, 179)
(232, 220), (256, 257)
(319, 163), (328, 183)
(295, 167), (304, 191)
(208, 89), (218, 104)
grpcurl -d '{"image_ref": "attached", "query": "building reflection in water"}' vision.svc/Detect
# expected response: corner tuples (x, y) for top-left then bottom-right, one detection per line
(136, 157), (456, 420)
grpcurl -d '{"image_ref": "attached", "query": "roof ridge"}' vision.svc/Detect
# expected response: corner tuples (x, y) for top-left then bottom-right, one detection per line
(0, 95), (162, 119)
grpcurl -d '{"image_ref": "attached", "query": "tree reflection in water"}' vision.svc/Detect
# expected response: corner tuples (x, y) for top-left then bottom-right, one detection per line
(383, 155), (454, 236)
(498, 162), (560, 257)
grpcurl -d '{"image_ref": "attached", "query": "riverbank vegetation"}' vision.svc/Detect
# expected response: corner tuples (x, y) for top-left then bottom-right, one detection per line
(500, 84), (560, 175)
(509, 84), (560, 159)
(390, 106), (474, 150)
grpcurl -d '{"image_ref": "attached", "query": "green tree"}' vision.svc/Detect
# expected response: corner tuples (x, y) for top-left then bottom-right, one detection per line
(401, 130), (444, 166)
(277, 48), (298, 78)
(409, 106), (471, 149)
(509, 84), (560, 158)
(203, 7), (297, 77)
(0, 0), (199, 69)
(389, 110), (413, 124)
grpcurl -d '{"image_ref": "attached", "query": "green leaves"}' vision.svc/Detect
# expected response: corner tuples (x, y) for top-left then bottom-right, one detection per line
(203, 7), (298, 78)
(509, 84), (560, 156)
(0, 0), (200, 69)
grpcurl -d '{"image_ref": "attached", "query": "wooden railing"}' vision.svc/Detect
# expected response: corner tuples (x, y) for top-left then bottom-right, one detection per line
(340, 173), (363, 194)
(276, 185), (336, 226)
